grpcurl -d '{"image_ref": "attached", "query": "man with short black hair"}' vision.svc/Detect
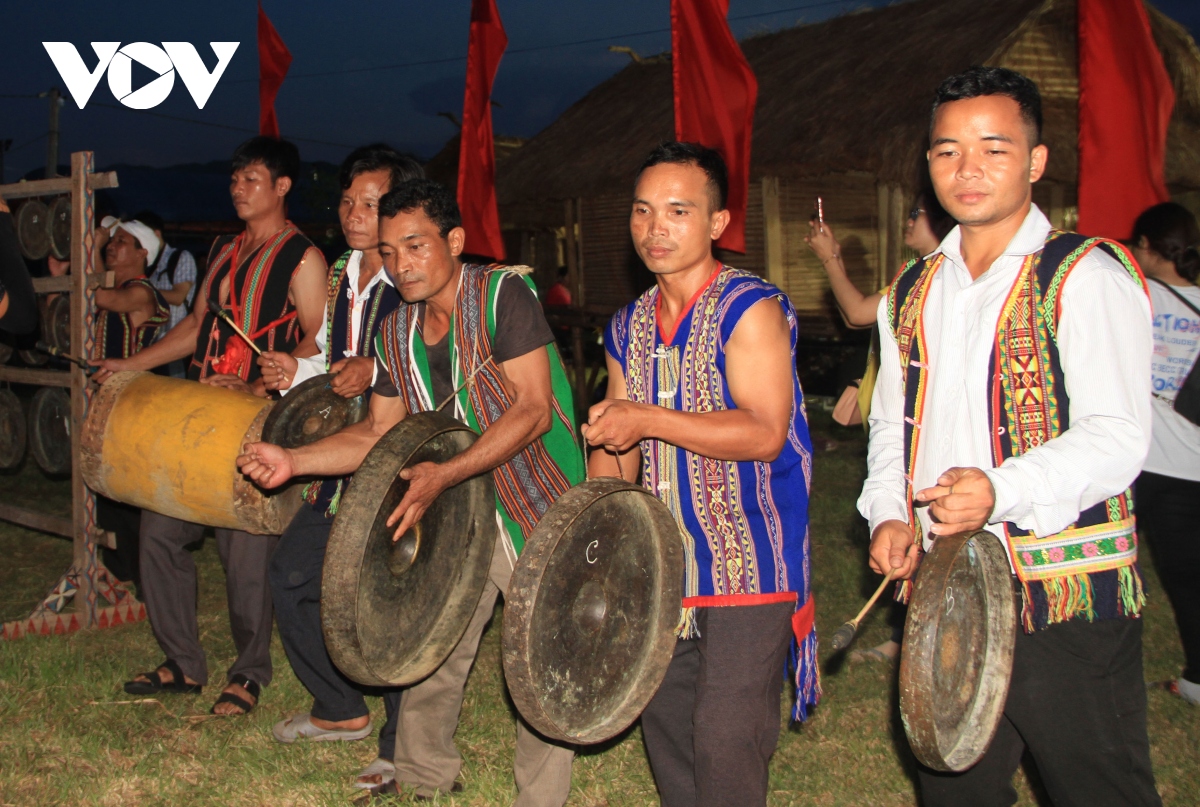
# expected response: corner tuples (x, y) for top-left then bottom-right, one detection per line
(860, 66), (1160, 805)
(259, 144), (423, 792)
(238, 179), (584, 805)
(585, 142), (818, 807)
(95, 135), (327, 718)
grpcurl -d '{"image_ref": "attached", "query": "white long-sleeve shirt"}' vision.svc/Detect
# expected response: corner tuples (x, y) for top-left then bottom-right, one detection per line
(286, 250), (392, 394)
(857, 205), (1152, 561)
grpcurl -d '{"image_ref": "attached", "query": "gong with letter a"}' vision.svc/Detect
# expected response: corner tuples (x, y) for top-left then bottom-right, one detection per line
(899, 529), (1017, 772)
(322, 411), (496, 687)
(503, 477), (683, 744)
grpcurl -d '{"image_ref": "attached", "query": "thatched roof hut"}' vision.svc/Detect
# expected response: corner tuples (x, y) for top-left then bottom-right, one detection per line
(495, 0), (1200, 337)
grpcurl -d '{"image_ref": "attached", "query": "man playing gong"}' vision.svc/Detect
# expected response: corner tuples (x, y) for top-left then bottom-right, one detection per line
(256, 144), (421, 791)
(585, 141), (818, 807)
(237, 178), (585, 805)
(93, 135), (328, 717)
(859, 67), (1160, 805)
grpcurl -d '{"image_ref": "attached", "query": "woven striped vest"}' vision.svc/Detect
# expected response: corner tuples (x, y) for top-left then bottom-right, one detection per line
(889, 232), (1149, 631)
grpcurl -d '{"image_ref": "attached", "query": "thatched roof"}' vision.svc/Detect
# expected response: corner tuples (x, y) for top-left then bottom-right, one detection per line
(497, 0), (1200, 204)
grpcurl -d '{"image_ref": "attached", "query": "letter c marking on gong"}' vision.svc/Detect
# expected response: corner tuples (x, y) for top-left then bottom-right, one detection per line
(586, 540), (599, 564)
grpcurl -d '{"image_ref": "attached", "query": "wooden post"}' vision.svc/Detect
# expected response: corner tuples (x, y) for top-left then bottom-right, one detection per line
(762, 177), (784, 290)
(563, 199), (589, 417)
(69, 151), (99, 627)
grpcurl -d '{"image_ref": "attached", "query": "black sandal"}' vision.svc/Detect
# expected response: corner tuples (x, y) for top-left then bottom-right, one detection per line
(123, 659), (202, 695)
(210, 674), (260, 715)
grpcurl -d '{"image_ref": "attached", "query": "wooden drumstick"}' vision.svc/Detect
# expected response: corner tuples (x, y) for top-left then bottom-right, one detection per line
(36, 340), (91, 371)
(828, 567), (898, 654)
(206, 298), (264, 357)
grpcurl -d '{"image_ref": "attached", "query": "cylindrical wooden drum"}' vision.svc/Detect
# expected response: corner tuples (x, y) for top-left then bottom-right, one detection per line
(81, 371), (301, 534)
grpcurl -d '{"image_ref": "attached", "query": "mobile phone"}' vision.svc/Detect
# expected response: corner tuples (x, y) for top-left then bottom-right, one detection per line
(816, 197), (825, 233)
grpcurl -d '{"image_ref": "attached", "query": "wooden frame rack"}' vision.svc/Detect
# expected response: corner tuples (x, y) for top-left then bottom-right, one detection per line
(0, 152), (146, 640)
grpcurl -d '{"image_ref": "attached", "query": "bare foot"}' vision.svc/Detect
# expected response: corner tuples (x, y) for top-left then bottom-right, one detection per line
(311, 714), (370, 731)
(212, 681), (258, 715)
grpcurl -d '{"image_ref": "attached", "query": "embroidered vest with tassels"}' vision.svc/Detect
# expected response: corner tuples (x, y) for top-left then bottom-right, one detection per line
(301, 250), (402, 516)
(889, 231), (1149, 632)
(374, 263), (585, 554)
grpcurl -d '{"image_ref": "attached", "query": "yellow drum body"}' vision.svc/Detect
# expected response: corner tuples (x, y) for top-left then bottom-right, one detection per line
(81, 371), (301, 535)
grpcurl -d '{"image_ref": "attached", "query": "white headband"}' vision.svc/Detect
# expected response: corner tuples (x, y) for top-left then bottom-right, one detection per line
(104, 217), (161, 267)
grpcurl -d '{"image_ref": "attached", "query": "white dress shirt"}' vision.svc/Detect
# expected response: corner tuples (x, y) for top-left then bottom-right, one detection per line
(286, 250), (392, 394)
(857, 205), (1152, 561)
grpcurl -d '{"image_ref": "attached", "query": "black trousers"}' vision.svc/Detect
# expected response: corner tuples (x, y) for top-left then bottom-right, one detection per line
(918, 617), (1160, 807)
(640, 601), (795, 807)
(95, 496), (141, 587)
(270, 504), (399, 757)
(1135, 471), (1200, 684)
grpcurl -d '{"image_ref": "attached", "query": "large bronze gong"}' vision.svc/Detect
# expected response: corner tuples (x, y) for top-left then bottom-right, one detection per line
(503, 477), (683, 745)
(899, 529), (1017, 772)
(262, 373), (367, 449)
(322, 411), (496, 687)
(29, 386), (71, 476)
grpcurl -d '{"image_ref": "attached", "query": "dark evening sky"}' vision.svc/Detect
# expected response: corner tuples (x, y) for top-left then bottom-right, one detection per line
(2, 0), (1198, 183)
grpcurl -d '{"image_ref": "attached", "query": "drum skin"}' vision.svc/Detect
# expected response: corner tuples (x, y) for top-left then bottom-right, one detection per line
(80, 371), (301, 534)
(899, 529), (1017, 772)
(502, 477), (684, 745)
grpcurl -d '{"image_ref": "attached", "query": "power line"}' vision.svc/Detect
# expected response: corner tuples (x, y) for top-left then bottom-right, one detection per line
(224, 0), (855, 83)
(7, 132), (48, 153)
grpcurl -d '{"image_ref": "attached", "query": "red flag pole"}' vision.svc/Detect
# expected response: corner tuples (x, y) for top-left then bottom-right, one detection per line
(257, 2), (292, 137)
(1077, 0), (1174, 238)
(671, 0), (758, 253)
(457, 0), (508, 261)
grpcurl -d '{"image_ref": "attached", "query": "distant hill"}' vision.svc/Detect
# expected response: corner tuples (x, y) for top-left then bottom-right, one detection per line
(22, 160), (343, 224)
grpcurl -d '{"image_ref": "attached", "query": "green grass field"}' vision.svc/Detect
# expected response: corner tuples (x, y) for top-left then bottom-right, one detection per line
(0, 411), (1196, 806)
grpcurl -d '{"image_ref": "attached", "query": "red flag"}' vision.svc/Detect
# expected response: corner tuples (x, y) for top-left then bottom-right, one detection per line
(1077, 0), (1174, 239)
(457, 0), (507, 261)
(257, 2), (292, 137)
(671, 0), (758, 253)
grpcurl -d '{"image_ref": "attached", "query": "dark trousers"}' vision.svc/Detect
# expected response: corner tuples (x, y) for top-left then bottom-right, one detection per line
(95, 496), (141, 587)
(640, 601), (794, 807)
(918, 617), (1160, 807)
(1136, 471), (1200, 684)
(139, 510), (277, 687)
(270, 504), (399, 757)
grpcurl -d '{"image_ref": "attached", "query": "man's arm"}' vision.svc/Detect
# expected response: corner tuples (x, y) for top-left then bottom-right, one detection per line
(858, 293), (918, 578)
(584, 297), (793, 463)
(978, 256), (1152, 537)
(289, 248), (328, 360)
(91, 305), (201, 381)
(585, 353), (641, 482)
(160, 281), (193, 307)
(385, 347), (556, 540)
(237, 390), (407, 487)
(95, 283), (154, 316)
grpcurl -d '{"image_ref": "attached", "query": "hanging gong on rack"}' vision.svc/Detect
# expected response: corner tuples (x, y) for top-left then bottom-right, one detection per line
(322, 410), (497, 687)
(899, 529), (1017, 772)
(0, 388), (27, 471)
(48, 196), (71, 261)
(46, 294), (71, 355)
(16, 200), (51, 261)
(503, 477), (684, 745)
(0, 338), (13, 366)
(28, 386), (72, 476)
(261, 373), (367, 449)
